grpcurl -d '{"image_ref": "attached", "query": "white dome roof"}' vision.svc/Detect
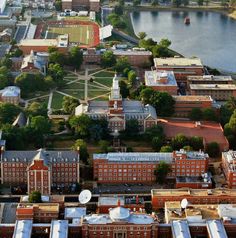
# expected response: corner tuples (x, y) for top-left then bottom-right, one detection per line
(109, 207), (130, 221)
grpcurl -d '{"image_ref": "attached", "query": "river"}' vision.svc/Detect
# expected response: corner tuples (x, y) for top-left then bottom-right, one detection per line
(130, 10), (236, 72)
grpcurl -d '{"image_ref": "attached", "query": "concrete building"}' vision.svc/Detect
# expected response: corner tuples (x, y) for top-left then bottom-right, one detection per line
(187, 75), (233, 89)
(0, 0), (6, 14)
(159, 119), (229, 152)
(0, 148), (80, 195)
(189, 84), (236, 101)
(18, 34), (69, 55)
(154, 57), (204, 82)
(0, 86), (21, 105)
(75, 74), (157, 132)
(151, 188), (236, 209)
(93, 150), (209, 184)
(173, 95), (214, 117)
(145, 70), (178, 95)
(0, 28), (12, 42)
(222, 151), (236, 189)
(113, 49), (152, 67)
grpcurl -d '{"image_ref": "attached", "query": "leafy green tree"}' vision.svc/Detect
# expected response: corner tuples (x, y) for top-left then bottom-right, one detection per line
(127, 70), (137, 86)
(114, 5), (123, 15)
(29, 191), (42, 203)
(69, 114), (92, 138)
(124, 119), (140, 138)
(62, 96), (80, 114)
(72, 139), (89, 163)
(119, 80), (130, 98)
(171, 133), (189, 150)
(133, 0), (141, 6)
(151, 0), (159, 6)
(154, 161), (171, 184)
(140, 87), (155, 104)
(0, 66), (12, 89)
(198, 0), (204, 5)
(115, 56), (131, 74)
(49, 51), (65, 65)
(138, 32), (147, 40)
(27, 102), (48, 117)
(107, 13), (126, 28)
(151, 92), (175, 117)
(89, 119), (109, 141)
(160, 145), (173, 152)
(152, 136), (164, 151)
(1, 57), (12, 68)
(189, 108), (202, 121)
(0, 103), (21, 125)
(98, 140), (110, 153)
(68, 47), (83, 69)
(182, 0), (189, 5)
(48, 63), (65, 88)
(159, 38), (171, 48)
(48, 46), (58, 53)
(101, 51), (116, 68)
(144, 125), (164, 140)
(11, 48), (23, 57)
(183, 145), (193, 151)
(172, 0), (182, 7)
(190, 136), (204, 150)
(202, 108), (217, 121)
(30, 116), (51, 135)
(139, 38), (156, 49)
(54, 0), (62, 11)
(206, 142), (220, 158)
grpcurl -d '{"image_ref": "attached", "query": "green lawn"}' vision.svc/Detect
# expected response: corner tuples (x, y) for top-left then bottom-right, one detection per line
(51, 92), (65, 109)
(92, 70), (115, 77)
(94, 77), (113, 87)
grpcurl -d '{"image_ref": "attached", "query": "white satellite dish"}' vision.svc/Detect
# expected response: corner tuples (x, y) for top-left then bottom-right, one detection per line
(79, 190), (92, 204)
(180, 198), (188, 209)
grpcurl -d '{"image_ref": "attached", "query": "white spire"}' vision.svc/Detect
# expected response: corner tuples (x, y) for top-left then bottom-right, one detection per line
(110, 74), (121, 100)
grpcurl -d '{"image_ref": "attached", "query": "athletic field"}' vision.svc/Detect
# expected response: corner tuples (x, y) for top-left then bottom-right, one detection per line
(47, 24), (94, 45)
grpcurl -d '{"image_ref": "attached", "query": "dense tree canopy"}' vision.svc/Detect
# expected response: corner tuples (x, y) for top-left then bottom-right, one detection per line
(0, 66), (12, 89)
(62, 96), (80, 114)
(27, 102), (48, 117)
(68, 47), (83, 69)
(206, 142), (220, 158)
(29, 191), (42, 203)
(72, 139), (89, 163)
(101, 51), (116, 68)
(0, 103), (22, 125)
(154, 161), (171, 184)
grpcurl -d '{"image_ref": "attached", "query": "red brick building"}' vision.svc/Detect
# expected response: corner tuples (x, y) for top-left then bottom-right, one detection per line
(222, 151), (236, 189)
(173, 95), (214, 117)
(159, 119), (229, 152)
(0, 148), (79, 195)
(93, 150), (209, 184)
(154, 57), (204, 82)
(151, 188), (236, 209)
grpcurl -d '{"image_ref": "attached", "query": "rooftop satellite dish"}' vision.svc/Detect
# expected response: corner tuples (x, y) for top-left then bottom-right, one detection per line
(181, 198), (188, 209)
(79, 190), (92, 204)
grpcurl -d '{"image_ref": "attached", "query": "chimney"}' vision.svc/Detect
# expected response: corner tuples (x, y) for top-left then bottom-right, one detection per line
(117, 198), (121, 207)
(136, 195), (139, 205)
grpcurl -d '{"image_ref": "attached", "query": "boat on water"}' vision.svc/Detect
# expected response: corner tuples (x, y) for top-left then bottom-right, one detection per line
(184, 17), (190, 25)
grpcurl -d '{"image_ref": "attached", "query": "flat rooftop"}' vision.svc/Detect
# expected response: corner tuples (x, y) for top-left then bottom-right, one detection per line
(50, 220), (68, 238)
(113, 49), (152, 56)
(145, 70), (177, 86)
(190, 84), (236, 90)
(13, 220), (33, 238)
(206, 220), (228, 238)
(152, 188), (236, 197)
(154, 57), (203, 67)
(173, 95), (213, 102)
(19, 39), (58, 47)
(17, 203), (59, 213)
(176, 176), (211, 184)
(64, 207), (86, 219)
(98, 197), (125, 206)
(188, 75), (233, 82)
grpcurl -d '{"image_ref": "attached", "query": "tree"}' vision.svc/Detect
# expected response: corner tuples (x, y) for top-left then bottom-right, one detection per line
(29, 191), (42, 203)
(154, 161), (171, 184)
(202, 108), (217, 121)
(0, 103), (21, 125)
(151, 0), (159, 6)
(89, 119), (109, 141)
(119, 80), (130, 98)
(190, 136), (204, 150)
(49, 51), (65, 65)
(138, 32), (147, 40)
(98, 140), (110, 153)
(101, 51), (116, 68)
(183, 145), (193, 151)
(124, 119), (140, 138)
(114, 5), (123, 15)
(133, 0), (141, 6)
(171, 133), (189, 150)
(159, 38), (171, 48)
(115, 56), (131, 74)
(62, 96), (80, 114)
(72, 139), (89, 163)
(151, 92), (175, 117)
(30, 116), (51, 135)
(140, 87), (155, 104)
(107, 13), (126, 29)
(152, 136), (164, 151)
(127, 70), (137, 86)
(182, 0), (189, 5)
(198, 0), (204, 5)
(206, 142), (220, 158)
(144, 125), (164, 140)
(69, 115), (92, 138)
(172, 0), (182, 7)
(1, 57), (12, 68)
(68, 47), (83, 69)
(27, 102), (48, 117)
(189, 108), (202, 121)
(0, 66), (12, 89)
(48, 63), (65, 88)
(54, 0), (62, 11)
(160, 145), (173, 152)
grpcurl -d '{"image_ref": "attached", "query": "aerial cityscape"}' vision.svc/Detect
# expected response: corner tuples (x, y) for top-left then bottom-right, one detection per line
(0, 0), (236, 237)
